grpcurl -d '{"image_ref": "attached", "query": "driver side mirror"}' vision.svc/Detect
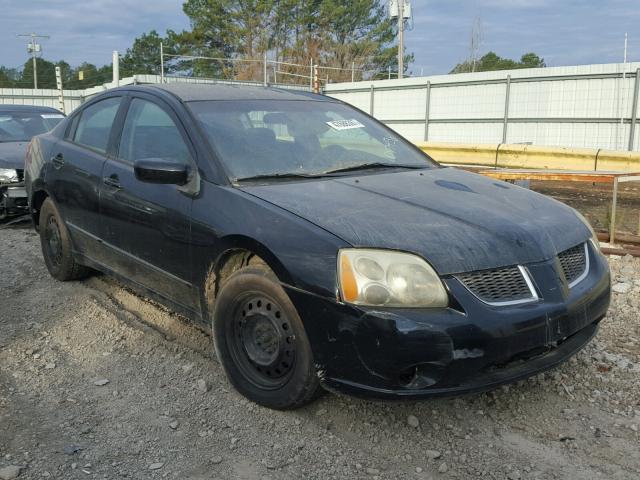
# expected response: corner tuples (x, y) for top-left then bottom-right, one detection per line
(134, 158), (189, 185)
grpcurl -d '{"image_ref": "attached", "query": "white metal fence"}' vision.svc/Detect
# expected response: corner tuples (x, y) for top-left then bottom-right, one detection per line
(325, 62), (640, 152)
(0, 87), (83, 113)
(3, 63), (640, 152)
(0, 74), (311, 115)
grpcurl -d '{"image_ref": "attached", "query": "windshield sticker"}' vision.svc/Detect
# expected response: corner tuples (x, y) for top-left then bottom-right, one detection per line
(382, 136), (399, 150)
(41, 114), (64, 119)
(326, 119), (365, 131)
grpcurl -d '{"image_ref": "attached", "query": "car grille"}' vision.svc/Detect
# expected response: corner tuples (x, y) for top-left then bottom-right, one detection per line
(558, 243), (588, 287)
(456, 265), (536, 305)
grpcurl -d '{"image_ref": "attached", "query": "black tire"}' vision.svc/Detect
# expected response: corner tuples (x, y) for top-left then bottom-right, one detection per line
(213, 265), (321, 410)
(38, 197), (91, 281)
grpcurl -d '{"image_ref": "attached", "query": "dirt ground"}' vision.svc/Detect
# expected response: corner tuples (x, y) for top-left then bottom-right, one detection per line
(532, 181), (640, 236)
(1, 220), (640, 480)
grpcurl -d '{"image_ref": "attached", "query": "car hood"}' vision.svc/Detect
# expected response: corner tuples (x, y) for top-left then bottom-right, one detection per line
(240, 167), (591, 275)
(0, 142), (27, 170)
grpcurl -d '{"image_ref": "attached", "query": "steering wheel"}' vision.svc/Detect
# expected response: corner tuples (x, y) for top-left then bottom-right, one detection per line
(309, 144), (349, 170)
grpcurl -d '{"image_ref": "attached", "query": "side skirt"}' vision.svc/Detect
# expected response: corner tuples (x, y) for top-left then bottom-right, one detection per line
(75, 252), (209, 330)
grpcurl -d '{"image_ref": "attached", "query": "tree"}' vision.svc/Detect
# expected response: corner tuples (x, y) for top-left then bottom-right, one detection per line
(176, 0), (278, 79)
(174, 0), (412, 83)
(60, 62), (113, 89)
(73, 63), (98, 88)
(121, 30), (175, 77)
(312, 0), (413, 81)
(0, 67), (18, 87)
(0, 1), (415, 89)
(0, 58), (115, 90)
(519, 53), (545, 69)
(0, 57), (116, 90)
(0, 70), (10, 87)
(451, 52), (546, 74)
(18, 57), (58, 89)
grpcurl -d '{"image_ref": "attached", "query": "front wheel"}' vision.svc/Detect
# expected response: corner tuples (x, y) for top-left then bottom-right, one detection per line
(212, 265), (321, 409)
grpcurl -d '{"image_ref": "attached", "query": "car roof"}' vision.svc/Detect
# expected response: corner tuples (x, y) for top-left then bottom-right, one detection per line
(139, 83), (333, 102)
(0, 104), (62, 113)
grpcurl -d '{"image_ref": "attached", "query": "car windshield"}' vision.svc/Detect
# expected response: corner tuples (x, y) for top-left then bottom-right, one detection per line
(0, 111), (64, 142)
(188, 99), (437, 181)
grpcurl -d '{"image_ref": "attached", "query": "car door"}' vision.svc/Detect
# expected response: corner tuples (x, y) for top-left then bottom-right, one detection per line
(99, 94), (197, 311)
(46, 95), (124, 259)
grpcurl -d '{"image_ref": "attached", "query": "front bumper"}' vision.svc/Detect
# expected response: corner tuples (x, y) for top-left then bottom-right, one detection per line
(0, 182), (28, 218)
(286, 241), (611, 399)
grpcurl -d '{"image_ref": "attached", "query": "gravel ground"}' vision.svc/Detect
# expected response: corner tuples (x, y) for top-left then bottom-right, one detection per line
(1, 224), (640, 480)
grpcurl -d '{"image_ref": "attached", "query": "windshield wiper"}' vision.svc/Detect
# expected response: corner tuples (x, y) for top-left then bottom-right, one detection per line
(321, 163), (426, 175)
(234, 163), (427, 183)
(234, 172), (327, 183)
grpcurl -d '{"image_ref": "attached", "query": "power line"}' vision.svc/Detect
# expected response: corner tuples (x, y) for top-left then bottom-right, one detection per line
(164, 52), (380, 77)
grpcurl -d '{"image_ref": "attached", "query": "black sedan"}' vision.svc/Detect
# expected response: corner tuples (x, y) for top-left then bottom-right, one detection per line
(0, 105), (64, 219)
(25, 84), (610, 409)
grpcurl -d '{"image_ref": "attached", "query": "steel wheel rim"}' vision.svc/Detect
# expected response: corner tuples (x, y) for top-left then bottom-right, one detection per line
(45, 215), (63, 266)
(228, 293), (296, 389)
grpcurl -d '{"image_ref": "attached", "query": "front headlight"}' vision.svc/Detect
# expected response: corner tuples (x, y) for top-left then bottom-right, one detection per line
(573, 209), (599, 247)
(338, 249), (448, 308)
(0, 168), (19, 184)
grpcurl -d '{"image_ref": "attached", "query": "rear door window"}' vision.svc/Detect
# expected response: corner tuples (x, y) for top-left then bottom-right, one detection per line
(73, 97), (121, 153)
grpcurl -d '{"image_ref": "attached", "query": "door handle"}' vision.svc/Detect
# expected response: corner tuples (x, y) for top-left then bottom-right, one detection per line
(51, 153), (65, 169)
(103, 174), (121, 189)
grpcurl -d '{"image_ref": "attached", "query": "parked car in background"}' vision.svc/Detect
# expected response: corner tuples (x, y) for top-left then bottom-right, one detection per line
(25, 84), (610, 410)
(0, 105), (64, 219)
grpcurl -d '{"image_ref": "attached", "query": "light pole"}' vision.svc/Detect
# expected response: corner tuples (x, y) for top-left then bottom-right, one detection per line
(18, 33), (49, 89)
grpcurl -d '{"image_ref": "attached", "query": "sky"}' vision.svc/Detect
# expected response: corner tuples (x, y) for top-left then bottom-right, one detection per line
(0, 0), (639, 76)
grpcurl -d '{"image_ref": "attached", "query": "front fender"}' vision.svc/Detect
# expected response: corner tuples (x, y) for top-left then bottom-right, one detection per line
(190, 182), (349, 318)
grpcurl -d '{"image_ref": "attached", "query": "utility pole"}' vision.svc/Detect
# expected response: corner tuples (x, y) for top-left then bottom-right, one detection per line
(390, 1), (411, 79)
(469, 17), (484, 72)
(397, 0), (404, 79)
(17, 32), (49, 89)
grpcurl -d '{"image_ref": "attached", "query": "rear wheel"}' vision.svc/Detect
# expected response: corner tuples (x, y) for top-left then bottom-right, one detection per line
(39, 197), (91, 281)
(213, 265), (321, 409)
